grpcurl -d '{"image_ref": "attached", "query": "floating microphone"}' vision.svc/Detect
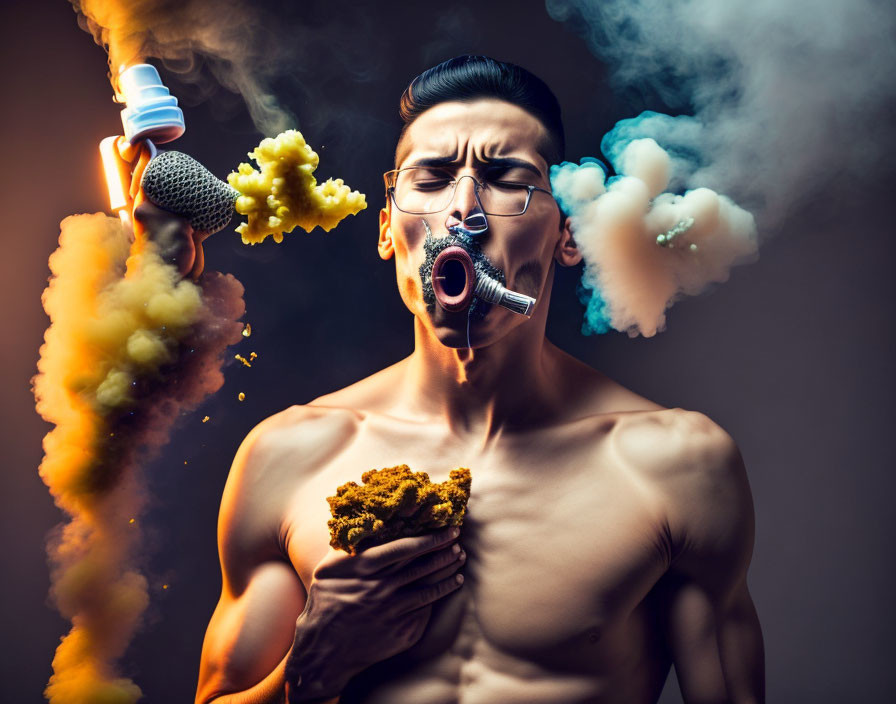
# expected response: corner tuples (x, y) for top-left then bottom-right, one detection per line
(140, 151), (238, 235)
(98, 64), (239, 236)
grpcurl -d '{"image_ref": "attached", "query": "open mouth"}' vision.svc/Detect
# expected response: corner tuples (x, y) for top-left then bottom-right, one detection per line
(431, 246), (476, 312)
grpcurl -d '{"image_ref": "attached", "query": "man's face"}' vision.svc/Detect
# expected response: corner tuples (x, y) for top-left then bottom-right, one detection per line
(379, 98), (576, 349)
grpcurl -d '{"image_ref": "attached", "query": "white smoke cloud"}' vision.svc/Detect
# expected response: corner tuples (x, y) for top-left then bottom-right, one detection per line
(553, 140), (757, 336)
(546, 0), (896, 336)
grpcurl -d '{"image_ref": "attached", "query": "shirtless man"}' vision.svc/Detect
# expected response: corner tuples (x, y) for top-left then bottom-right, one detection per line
(192, 56), (765, 704)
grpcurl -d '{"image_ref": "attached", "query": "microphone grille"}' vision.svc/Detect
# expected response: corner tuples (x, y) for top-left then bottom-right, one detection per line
(141, 151), (239, 235)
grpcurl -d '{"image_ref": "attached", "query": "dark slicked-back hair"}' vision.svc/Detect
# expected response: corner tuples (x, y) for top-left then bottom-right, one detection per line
(396, 55), (565, 167)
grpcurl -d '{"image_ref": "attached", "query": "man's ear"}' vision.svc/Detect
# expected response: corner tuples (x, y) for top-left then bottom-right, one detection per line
(554, 215), (582, 267)
(378, 207), (394, 260)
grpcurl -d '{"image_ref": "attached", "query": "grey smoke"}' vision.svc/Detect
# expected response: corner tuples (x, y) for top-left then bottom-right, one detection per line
(546, 0), (896, 232)
(71, 0), (301, 136)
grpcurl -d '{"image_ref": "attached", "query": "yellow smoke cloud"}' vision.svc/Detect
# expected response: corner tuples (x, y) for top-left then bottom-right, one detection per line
(36, 120), (363, 703)
(34, 213), (245, 702)
(229, 130), (367, 244)
(52, 7), (365, 699)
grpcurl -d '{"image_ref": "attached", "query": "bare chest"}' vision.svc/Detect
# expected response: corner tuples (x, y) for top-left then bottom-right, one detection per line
(283, 417), (673, 693)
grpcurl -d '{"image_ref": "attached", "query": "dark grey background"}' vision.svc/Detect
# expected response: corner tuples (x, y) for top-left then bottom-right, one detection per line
(2, 1), (893, 702)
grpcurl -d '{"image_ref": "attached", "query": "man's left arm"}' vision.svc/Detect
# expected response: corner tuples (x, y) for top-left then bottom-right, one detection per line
(662, 413), (765, 704)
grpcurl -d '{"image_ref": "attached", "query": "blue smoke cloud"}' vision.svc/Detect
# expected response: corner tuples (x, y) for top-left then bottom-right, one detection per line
(551, 159), (613, 335)
(600, 111), (703, 194)
(550, 140), (757, 337)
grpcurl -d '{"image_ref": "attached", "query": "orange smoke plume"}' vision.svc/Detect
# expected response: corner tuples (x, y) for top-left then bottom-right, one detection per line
(34, 214), (245, 702)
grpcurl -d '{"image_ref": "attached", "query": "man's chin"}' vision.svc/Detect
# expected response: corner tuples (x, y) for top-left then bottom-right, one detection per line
(417, 304), (469, 348)
(436, 329), (475, 350)
(425, 304), (510, 350)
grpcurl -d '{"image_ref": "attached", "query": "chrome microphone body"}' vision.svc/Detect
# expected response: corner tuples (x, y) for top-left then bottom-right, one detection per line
(473, 274), (536, 317)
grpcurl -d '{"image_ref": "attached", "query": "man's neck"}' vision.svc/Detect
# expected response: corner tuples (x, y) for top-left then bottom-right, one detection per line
(399, 312), (563, 442)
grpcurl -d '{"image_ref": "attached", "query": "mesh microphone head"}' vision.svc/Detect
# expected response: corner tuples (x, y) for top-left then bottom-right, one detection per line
(141, 151), (239, 235)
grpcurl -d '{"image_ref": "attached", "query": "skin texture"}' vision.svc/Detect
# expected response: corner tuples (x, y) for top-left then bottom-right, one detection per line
(194, 99), (765, 704)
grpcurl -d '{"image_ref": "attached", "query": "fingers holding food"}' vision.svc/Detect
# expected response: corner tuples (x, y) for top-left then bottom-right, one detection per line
(397, 571), (466, 615)
(359, 526), (459, 574)
(378, 538), (464, 587)
(412, 544), (466, 587)
(290, 466), (471, 675)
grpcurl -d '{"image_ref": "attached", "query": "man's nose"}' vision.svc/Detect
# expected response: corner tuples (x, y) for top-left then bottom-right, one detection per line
(446, 175), (484, 232)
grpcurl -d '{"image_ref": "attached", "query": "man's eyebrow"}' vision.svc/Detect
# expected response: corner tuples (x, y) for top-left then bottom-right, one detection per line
(406, 155), (543, 177)
(406, 155), (459, 168)
(481, 157), (543, 178)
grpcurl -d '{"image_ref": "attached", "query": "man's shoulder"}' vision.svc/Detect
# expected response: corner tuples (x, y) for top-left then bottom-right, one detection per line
(223, 403), (365, 505)
(610, 408), (753, 570)
(236, 403), (364, 470)
(550, 347), (664, 417)
(219, 404), (364, 550)
(611, 407), (740, 480)
(552, 352), (741, 484)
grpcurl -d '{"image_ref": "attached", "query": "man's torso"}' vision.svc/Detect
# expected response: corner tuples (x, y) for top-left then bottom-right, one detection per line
(256, 361), (695, 703)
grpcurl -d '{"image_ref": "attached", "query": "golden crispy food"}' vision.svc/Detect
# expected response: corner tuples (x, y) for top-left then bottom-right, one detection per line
(228, 130), (367, 245)
(327, 465), (472, 555)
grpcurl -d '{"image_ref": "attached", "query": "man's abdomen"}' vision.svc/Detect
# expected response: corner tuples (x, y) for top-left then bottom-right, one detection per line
(338, 583), (673, 704)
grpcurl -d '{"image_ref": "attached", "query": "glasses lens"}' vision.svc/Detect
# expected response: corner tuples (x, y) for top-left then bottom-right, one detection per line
(393, 169), (454, 214)
(478, 183), (530, 216)
(392, 169), (531, 215)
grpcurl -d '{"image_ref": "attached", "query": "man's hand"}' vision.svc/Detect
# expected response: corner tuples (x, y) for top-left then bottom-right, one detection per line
(285, 526), (466, 703)
(133, 198), (206, 278)
(116, 137), (209, 279)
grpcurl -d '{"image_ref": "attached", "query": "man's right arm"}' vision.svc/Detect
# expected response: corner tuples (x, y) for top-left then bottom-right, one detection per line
(195, 407), (468, 703)
(194, 410), (338, 704)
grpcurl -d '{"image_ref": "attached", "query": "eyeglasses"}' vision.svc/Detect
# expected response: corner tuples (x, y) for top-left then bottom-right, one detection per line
(383, 167), (556, 216)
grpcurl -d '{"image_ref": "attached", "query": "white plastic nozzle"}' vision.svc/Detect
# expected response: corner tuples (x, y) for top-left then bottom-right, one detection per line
(118, 64), (186, 144)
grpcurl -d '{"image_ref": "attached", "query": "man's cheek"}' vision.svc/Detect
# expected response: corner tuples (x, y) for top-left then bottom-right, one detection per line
(393, 231), (427, 269)
(512, 260), (545, 299)
(494, 227), (551, 266)
(402, 274), (422, 304)
(394, 216), (428, 249)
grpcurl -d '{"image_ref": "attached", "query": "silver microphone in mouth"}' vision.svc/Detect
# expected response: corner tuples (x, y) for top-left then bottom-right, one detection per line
(473, 275), (536, 317)
(424, 220), (537, 317)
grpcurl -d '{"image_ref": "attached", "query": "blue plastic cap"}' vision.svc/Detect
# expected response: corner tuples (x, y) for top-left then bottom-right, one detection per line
(118, 64), (185, 144)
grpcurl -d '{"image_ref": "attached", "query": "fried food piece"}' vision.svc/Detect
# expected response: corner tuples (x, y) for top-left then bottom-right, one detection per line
(228, 130), (367, 245)
(327, 465), (472, 555)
